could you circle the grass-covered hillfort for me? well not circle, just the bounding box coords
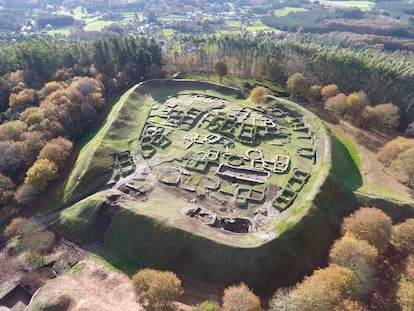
[49,79,358,290]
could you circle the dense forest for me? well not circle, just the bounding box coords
[167,34,414,127]
[0,35,162,209]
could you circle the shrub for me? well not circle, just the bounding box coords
[25,158,58,190]
[270,288,300,311]
[286,72,309,95]
[396,277,414,311]
[0,141,24,176]
[190,300,220,311]
[222,283,261,311]
[14,183,40,205]
[333,299,368,311]
[0,120,27,142]
[132,268,183,311]
[372,103,400,129]
[38,136,73,169]
[0,173,16,207]
[4,217,27,237]
[307,84,322,101]
[391,147,414,187]
[4,217,55,264]
[329,234,378,294]
[249,86,268,105]
[341,207,392,253]
[325,93,347,116]
[321,84,340,100]
[345,93,364,119]
[405,255,414,281]
[392,219,414,253]
[377,137,414,166]
[295,265,357,311]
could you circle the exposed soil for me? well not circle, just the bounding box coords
[26,260,144,311]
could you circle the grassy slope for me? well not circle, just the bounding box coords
[50,191,107,243]
[63,84,151,203]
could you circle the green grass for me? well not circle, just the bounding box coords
[162,28,176,36]
[181,73,287,95]
[84,20,115,32]
[48,28,71,36]
[68,261,86,275]
[49,192,106,243]
[63,85,151,203]
[274,7,308,16]
[327,1,374,11]
[329,129,363,191]
[246,23,274,32]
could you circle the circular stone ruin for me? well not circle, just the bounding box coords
[64,79,334,290]
[112,79,331,241]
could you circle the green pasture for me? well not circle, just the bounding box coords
[274,7,308,16]
[327,0,374,11]
[84,20,114,31]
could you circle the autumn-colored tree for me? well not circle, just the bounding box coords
[20,107,48,132]
[321,84,340,101]
[324,93,347,116]
[222,283,261,311]
[0,141,24,176]
[145,64,163,79]
[329,234,378,294]
[0,173,16,207]
[405,255,414,281]
[132,268,183,311]
[38,137,73,169]
[361,106,376,129]
[307,84,322,101]
[8,88,37,112]
[17,131,47,165]
[4,217,27,237]
[372,103,400,129]
[346,93,364,120]
[341,207,392,253]
[0,120,28,142]
[286,72,309,95]
[14,183,40,205]
[392,219,414,253]
[377,137,414,166]
[38,81,66,100]
[249,86,268,105]
[295,265,357,311]
[333,299,368,311]
[40,89,75,131]
[392,147,414,187]
[25,159,58,190]
[215,61,228,82]
[270,288,300,311]
[396,277,414,311]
